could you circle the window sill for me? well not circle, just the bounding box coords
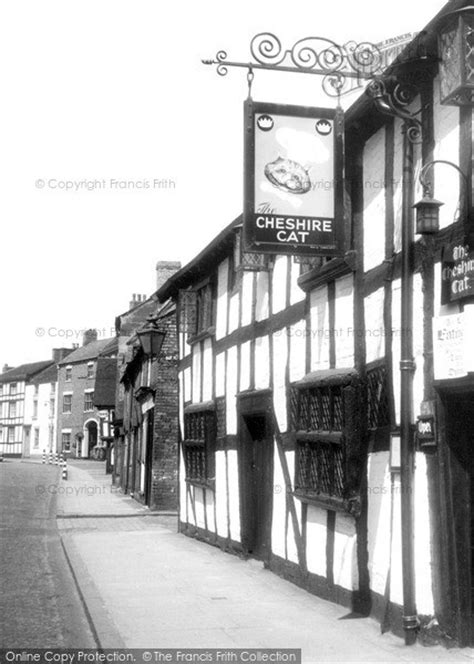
[187,327,215,345]
[293,490,346,513]
[185,478,215,491]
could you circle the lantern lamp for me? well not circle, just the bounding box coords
[137,315,166,358]
[413,195,444,234]
[438,7,474,106]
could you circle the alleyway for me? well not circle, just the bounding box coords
[51,459,474,662]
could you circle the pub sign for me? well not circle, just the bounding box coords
[441,241,474,304]
[244,100,345,256]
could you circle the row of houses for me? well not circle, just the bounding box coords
[3,0,474,647]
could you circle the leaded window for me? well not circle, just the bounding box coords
[291,374,360,508]
[183,408,216,485]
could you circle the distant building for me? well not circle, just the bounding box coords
[0,349,71,457]
[23,351,70,457]
[56,330,117,458]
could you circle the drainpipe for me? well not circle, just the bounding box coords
[400,121,418,645]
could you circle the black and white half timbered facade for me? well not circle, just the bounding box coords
[157,3,474,646]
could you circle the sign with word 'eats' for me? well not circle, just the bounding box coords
[244,100,344,256]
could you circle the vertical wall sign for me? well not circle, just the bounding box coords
[244,100,345,256]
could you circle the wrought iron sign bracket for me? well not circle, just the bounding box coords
[203,32,385,99]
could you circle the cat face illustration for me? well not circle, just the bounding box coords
[264,156,311,194]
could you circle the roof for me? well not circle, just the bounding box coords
[30,363,58,385]
[57,337,117,366]
[93,357,117,409]
[0,361,54,384]
[156,216,241,302]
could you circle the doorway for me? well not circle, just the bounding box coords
[144,409,154,507]
[85,421,98,457]
[238,411,274,561]
[438,390,474,645]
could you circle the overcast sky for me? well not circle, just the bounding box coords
[0,0,448,368]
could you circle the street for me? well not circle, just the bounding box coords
[0,460,96,648]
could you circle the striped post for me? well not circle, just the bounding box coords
[48,452,53,465]
[42,450,46,464]
[59,453,64,467]
[54,452,58,466]
[61,461,68,481]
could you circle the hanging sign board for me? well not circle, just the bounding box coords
[244,100,345,256]
[441,241,474,304]
[432,313,467,380]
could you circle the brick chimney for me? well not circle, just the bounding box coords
[52,348,74,363]
[156,261,181,291]
[128,293,148,310]
[2,364,14,373]
[82,329,98,346]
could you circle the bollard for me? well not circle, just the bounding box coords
[42,450,46,464]
[59,453,64,467]
[54,452,58,466]
[61,461,68,481]
[49,452,53,465]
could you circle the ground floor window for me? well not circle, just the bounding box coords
[33,428,40,449]
[183,407,216,486]
[62,432,71,452]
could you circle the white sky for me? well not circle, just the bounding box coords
[0,0,448,367]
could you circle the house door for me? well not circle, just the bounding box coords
[144,409,154,507]
[438,391,474,645]
[239,412,273,561]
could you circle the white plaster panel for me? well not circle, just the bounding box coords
[289,322,307,383]
[194,486,206,529]
[290,258,305,306]
[226,347,238,435]
[228,292,240,334]
[205,489,216,535]
[255,271,269,321]
[414,452,434,615]
[179,448,188,522]
[202,338,213,402]
[364,287,385,364]
[433,77,461,230]
[215,352,226,398]
[305,505,327,577]
[216,259,229,340]
[227,449,241,542]
[254,336,270,390]
[363,127,386,271]
[272,444,287,559]
[390,474,403,607]
[215,450,228,538]
[393,117,403,253]
[285,451,300,565]
[183,367,191,404]
[191,345,201,404]
[413,273,424,415]
[272,255,288,314]
[334,513,358,591]
[392,280,401,425]
[241,271,253,327]
[310,286,330,371]
[273,331,288,432]
[366,452,391,596]
[240,341,251,392]
[335,275,354,368]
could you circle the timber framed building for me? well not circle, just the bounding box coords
[157,1,474,646]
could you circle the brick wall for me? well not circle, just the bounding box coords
[150,309,179,510]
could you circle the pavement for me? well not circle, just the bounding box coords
[56,459,474,663]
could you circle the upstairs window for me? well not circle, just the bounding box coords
[84,391,94,412]
[8,401,17,419]
[62,394,72,414]
[87,363,94,379]
[7,427,15,443]
[179,280,215,342]
[65,367,72,382]
[10,384,17,395]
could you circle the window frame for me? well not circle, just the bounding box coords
[62,393,72,414]
[182,405,216,488]
[84,390,94,412]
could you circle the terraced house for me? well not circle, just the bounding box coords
[156,0,474,646]
[57,331,117,458]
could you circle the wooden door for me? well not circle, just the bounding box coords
[239,413,273,561]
